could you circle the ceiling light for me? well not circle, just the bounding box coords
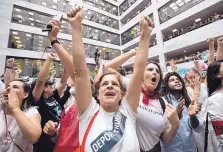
[95,29,98,33]
[42,2,47,5]
[29,12,34,15]
[16,40,21,43]
[53,0,57,3]
[102,16,105,19]
[17,15,22,18]
[175,0,182,4]
[36,20,40,22]
[169,3,176,8]
[12,31,18,35]
[62,20,66,23]
[112,7,116,10]
[31,23,34,26]
[184,0,192,3]
[69,45,72,47]
[61,25,64,28]
[17,44,22,47]
[184,50,187,52]
[26,34,31,37]
[172,6,178,11]
[14,36,20,39]
[177,2,184,7]
[38,43,43,46]
[29,18,34,21]
[88,11,91,15]
[85,16,88,19]
[84,8,88,11]
[15,8,21,12]
[18,20,22,23]
[195,18,201,22]
[172,29,178,32]
[39,41,43,43]
[52,5,57,9]
[106,39,111,42]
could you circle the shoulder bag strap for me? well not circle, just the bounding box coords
[159,97,166,113]
[204,112,209,152]
[81,111,99,151]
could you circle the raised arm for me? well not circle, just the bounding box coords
[4,58,18,85]
[216,37,223,61]
[67,7,92,115]
[56,68,69,96]
[32,53,56,102]
[169,59,177,72]
[104,48,137,70]
[48,20,76,83]
[94,57,104,84]
[125,16,152,112]
[206,38,215,65]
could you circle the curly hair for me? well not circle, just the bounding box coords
[162,72,191,107]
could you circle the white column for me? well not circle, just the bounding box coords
[151,0,167,71]
[0,0,14,49]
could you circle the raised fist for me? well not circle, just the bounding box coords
[48,52,57,61]
[67,6,84,29]
[48,20,61,42]
[217,37,223,44]
[206,38,214,45]
[139,15,153,37]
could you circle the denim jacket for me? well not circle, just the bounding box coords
[161,95,204,152]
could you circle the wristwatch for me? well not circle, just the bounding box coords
[51,39,60,47]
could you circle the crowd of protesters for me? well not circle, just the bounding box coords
[0,6,223,152]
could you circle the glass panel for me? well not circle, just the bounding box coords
[8,30,121,60]
[12,6,120,45]
[159,0,205,23]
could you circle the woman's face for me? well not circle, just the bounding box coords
[2,81,28,106]
[98,74,122,107]
[143,63,161,91]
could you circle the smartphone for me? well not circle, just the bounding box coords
[42,14,63,32]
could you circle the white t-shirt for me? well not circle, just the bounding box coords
[79,98,140,152]
[122,77,169,151]
[0,104,39,152]
[192,84,222,152]
[136,95,169,151]
[205,93,223,150]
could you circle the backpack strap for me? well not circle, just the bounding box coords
[159,97,166,113]
[204,112,209,152]
[81,111,99,151]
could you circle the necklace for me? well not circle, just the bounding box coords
[1,109,14,152]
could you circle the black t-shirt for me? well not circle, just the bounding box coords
[29,89,62,152]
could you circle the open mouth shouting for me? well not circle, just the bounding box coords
[151,77,157,85]
[104,91,116,97]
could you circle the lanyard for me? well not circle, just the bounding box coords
[3,108,14,144]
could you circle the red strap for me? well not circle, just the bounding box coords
[81,111,99,151]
